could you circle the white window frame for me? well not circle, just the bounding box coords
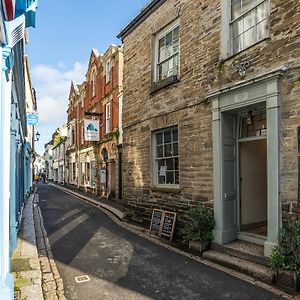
[230,0,269,54]
[118,95,123,144]
[92,71,96,97]
[153,19,180,83]
[105,102,111,134]
[105,59,112,84]
[152,126,179,186]
[81,122,84,145]
[72,162,76,182]
[221,0,269,58]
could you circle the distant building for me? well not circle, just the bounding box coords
[44,141,54,181]
[34,154,45,175]
[66,45,123,199]
[52,125,67,184]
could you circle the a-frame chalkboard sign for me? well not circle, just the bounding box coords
[149,209,164,234]
[160,211,176,241]
[149,209,177,241]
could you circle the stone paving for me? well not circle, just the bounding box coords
[12,191,67,300]
[12,193,43,300]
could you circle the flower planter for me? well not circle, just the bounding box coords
[275,270,300,292]
[188,240,211,254]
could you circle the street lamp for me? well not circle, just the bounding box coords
[35,131,40,141]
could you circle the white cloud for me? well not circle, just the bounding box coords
[31,62,86,154]
[32,62,86,126]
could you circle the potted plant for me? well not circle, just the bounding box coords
[185,203,215,254]
[270,219,300,292]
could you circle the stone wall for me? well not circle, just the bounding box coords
[121,0,300,237]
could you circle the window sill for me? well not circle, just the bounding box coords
[150,75,180,94]
[151,185,181,194]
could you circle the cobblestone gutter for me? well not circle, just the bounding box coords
[12,191,67,300]
[33,193,67,300]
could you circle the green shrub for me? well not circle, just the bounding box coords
[270,219,300,274]
[185,203,215,242]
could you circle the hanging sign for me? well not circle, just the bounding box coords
[27,112,39,126]
[84,119,99,141]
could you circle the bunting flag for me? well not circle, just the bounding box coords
[2,0,16,21]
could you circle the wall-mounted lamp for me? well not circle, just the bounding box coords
[35,131,40,141]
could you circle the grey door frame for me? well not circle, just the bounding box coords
[209,75,282,257]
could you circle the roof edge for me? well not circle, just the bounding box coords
[117,0,167,40]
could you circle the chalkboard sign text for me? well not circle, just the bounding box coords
[149,209,163,234]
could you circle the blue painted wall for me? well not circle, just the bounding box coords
[0,1,37,299]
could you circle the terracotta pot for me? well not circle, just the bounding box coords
[188,240,211,254]
[275,270,300,292]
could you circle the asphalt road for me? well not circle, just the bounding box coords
[38,183,285,300]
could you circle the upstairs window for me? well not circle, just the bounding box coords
[105,102,111,134]
[92,71,96,97]
[231,0,269,54]
[106,59,112,84]
[154,20,180,82]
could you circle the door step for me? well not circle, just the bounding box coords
[202,250,275,284]
[211,240,269,266]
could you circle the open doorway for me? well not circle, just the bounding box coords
[238,111,267,238]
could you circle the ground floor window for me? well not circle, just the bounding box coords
[154,126,179,185]
[72,162,76,181]
[86,162,90,185]
[80,163,85,185]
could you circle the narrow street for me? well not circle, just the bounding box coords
[38,183,284,300]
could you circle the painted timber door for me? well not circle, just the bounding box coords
[222,113,237,241]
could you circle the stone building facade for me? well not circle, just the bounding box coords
[66,45,124,199]
[118,0,300,256]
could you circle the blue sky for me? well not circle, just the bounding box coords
[27,0,149,154]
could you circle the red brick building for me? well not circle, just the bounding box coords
[66,45,123,199]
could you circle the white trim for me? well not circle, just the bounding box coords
[105,59,112,84]
[152,126,179,186]
[92,70,96,97]
[105,102,111,134]
[153,19,180,82]
[220,0,269,58]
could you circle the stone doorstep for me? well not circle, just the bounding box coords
[202,250,275,284]
[211,240,270,267]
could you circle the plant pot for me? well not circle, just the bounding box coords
[188,240,211,254]
[275,270,300,292]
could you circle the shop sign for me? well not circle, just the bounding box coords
[27,112,39,126]
[84,119,99,141]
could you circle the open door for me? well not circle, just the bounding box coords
[221,113,237,242]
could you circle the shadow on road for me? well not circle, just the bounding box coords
[33,183,284,300]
